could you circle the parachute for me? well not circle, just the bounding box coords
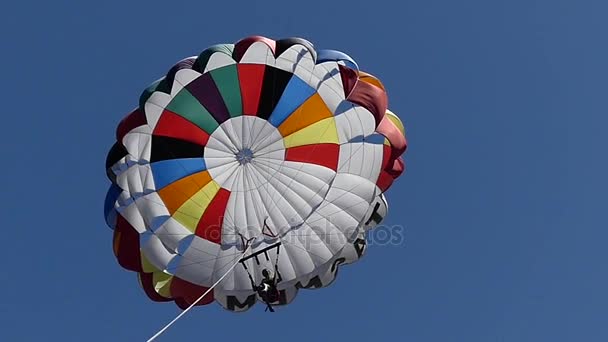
[104,36,407,312]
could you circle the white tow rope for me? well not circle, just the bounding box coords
[146,243,253,341]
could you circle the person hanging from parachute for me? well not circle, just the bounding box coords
[248,268,280,312]
[239,219,282,312]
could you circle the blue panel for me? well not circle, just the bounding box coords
[348,135,365,143]
[177,234,195,254]
[151,158,206,189]
[365,133,387,145]
[268,76,315,127]
[104,184,121,228]
[166,255,183,274]
[150,215,170,232]
[349,133,386,145]
[317,49,359,70]
[139,231,154,246]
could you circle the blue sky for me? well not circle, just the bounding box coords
[1,0,606,341]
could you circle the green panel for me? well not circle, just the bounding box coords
[166,88,218,134]
[139,78,164,109]
[210,64,242,117]
[195,44,235,72]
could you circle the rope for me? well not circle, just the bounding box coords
[146,242,254,342]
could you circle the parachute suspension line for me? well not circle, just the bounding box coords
[262,217,278,238]
[273,243,281,278]
[241,241,282,288]
[146,242,254,342]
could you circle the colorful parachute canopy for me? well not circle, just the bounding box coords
[104,36,407,311]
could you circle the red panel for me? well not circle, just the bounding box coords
[116,108,146,142]
[339,64,358,98]
[387,157,405,178]
[170,277,214,309]
[153,109,209,146]
[376,171,394,192]
[380,145,392,171]
[377,115,407,160]
[238,64,266,115]
[285,143,339,171]
[113,215,142,272]
[347,77,388,126]
[139,272,172,302]
[377,149,404,191]
[233,36,276,62]
[195,188,231,244]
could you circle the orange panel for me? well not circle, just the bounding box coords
[278,93,332,137]
[358,71,386,91]
[158,171,212,214]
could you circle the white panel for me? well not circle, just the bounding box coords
[141,165,156,192]
[172,69,201,96]
[240,41,273,65]
[279,161,336,190]
[219,118,243,151]
[334,104,377,143]
[204,52,236,73]
[205,124,237,154]
[281,238,316,277]
[122,131,151,162]
[254,135,284,157]
[275,45,315,76]
[316,82,344,114]
[144,92,171,129]
[209,247,247,288]
[141,233,174,270]
[247,165,291,233]
[338,142,383,181]
[284,225,334,268]
[117,201,147,233]
[331,173,377,202]
[153,218,192,252]
[135,192,171,229]
[116,165,141,197]
[250,121,284,152]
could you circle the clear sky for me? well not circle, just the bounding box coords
[1,0,606,341]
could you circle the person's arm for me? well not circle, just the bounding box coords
[273,244,281,284]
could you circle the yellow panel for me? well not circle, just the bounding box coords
[140,252,158,273]
[158,171,212,215]
[278,93,333,137]
[283,117,338,148]
[112,230,121,256]
[137,273,144,288]
[137,270,173,299]
[153,272,173,298]
[385,109,406,135]
[173,180,221,232]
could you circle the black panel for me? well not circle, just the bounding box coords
[257,66,292,120]
[106,142,128,170]
[150,136,204,163]
[275,37,317,62]
[105,142,128,181]
[164,58,196,92]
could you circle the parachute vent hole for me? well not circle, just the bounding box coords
[235,148,254,165]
